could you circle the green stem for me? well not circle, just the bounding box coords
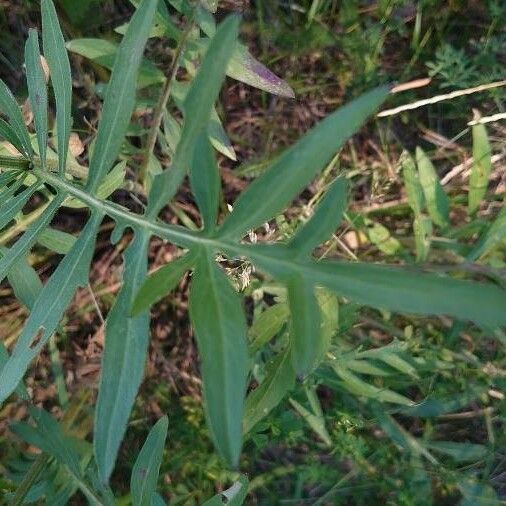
[11,455,48,506]
[139,17,195,183]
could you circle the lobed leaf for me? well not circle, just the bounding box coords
[219,86,389,239]
[189,248,249,468]
[42,0,73,176]
[131,416,168,506]
[25,29,48,169]
[85,0,158,193]
[95,230,151,483]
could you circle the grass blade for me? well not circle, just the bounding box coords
[289,177,348,258]
[86,0,158,193]
[131,250,196,316]
[189,248,249,468]
[147,15,240,216]
[190,132,221,232]
[0,212,102,404]
[95,231,150,483]
[130,416,168,506]
[42,0,73,176]
[416,147,449,228]
[25,29,48,169]
[468,123,492,215]
[0,79,33,159]
[219,86,389,239]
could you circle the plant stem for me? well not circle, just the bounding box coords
[139,17,195,183]
[11,455,49,506]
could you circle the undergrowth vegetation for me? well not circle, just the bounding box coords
[0,0,505,504]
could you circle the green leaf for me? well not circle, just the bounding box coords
[2,248,42,309]
[131,416,168,506]
[85,0,158,193]
[315,287,338,363]
[37,227,77,254]
[147,15,240,216]
[0,118,28,156]
[425,441,488,462]
[413,215,432,262]
[365,219,401,256]
[245,246,506,328]
[219,86,389,239]
[131,250,196,316]
[202,475,249,506]
[243,350,295,434]
[11,407,103,504]
[0,211,102,404]
[248,303,289,353]
[66,38,165,89]
[333,363,414,406]
[189,248,249,468]
[65,160,126,209]
[208,109,237,161]
[95,230,150,483]
[0,79,33,159]
[373,407,437,463]
[468,124,492,215]
[401,151,424,216]
[415,147,449,228]
[467,205,506,261]
[289,397,332,446]
[0,193,66,283]
[25,29,48,169]
[0,342,28,399]
[0,182,40,231]
[287,275,321,376]
[289,177,348,258]
[42,0,73,176]
[190,132,221,232]
[227,45,294,98]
